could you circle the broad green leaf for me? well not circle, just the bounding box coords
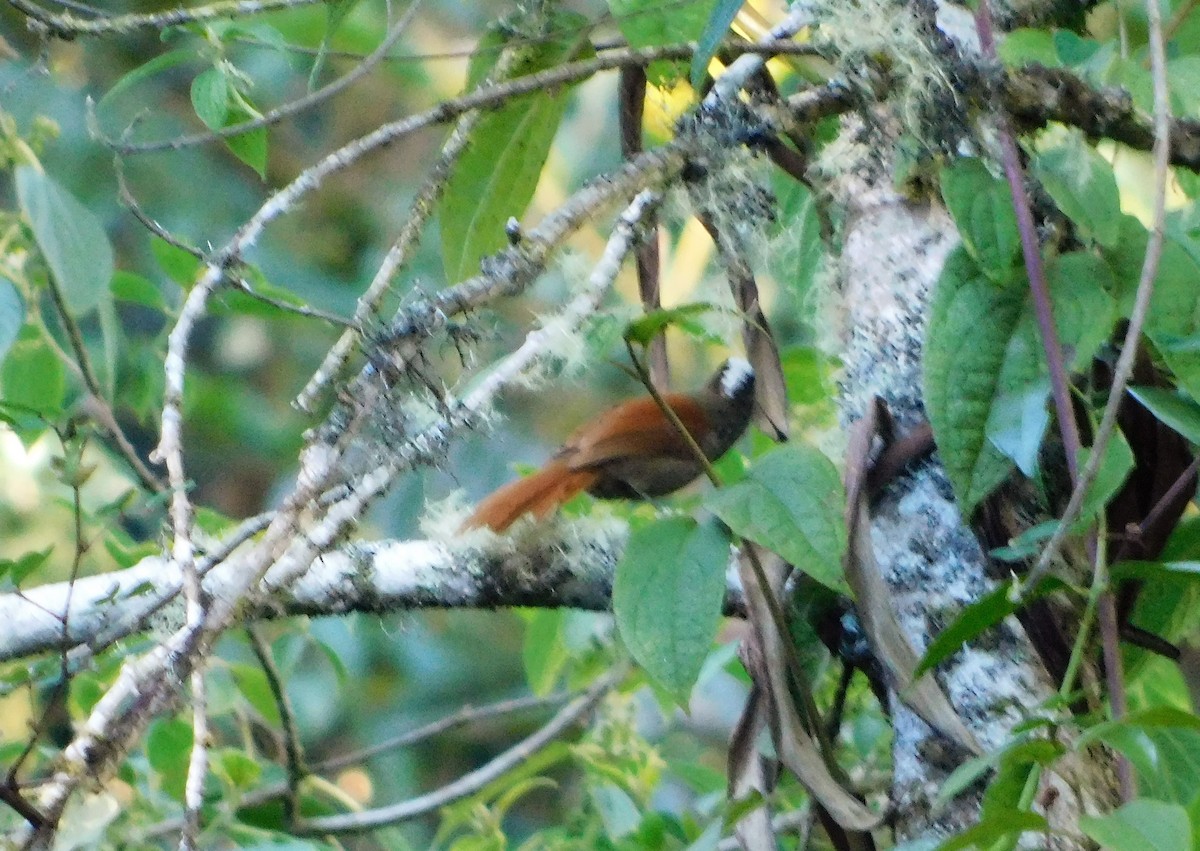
[770,178,823,304]
[0,546,53,590]
[1081,708,1200,804]
[985,378,1049,477]
[997,28,1059,68]
[213,748,262,790]
[915,578,1067,679]
[925,248,1022,514]
[1080,800,1192,851]
[1054,30,1103,66]
[522,608,568,696]
[230,662,283,726]
[1148,269,1200,402]
[706,443,847,593]
[111,271,166,310]
[15,166,114,315]
[191,67,229,129]
[926,247,1115,514]
[940,158,1021,283]
[0,326,66,414]
[1103,224,1200,398]
[937,811,1048,851]
[1113,560,1200,645]
[146,718,193,802]
[608,0,710,84]
[624,303,720,345]
[1169,57,1200,118]
[223,107,268,178]
[779,345,835,407]
[96,48,194,112]
[1043,251,1116,372]
[1033,137,1121,247]
[441,20,591,285]
[613,516,731,704]
[938,738,1063,811]
[152,236,201,286]
[0,279,24,367]
[691,0,744,88]
[1076,428,1134,524]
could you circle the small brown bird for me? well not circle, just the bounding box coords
[462,358,756,531]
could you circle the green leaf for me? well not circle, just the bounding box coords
[613,516,731,704]
[213,747,262,791]
[1054,30,1103,66]
[111,271,166,310]
[1143,239,1200,401]
[925,247,1115,515]
[230,662,283,726]
[1076,429,1134,523]
[1129,387,1200,445]
[441,23,590,285]
[0,546,53,590]
[984,377,1049,477]
[1169,57,1200,118]
[1080,800,1193,851]
[1081,708,1200,804]
[96,48,195,112]
[997,28,1060,68]
[691,0,743,88]
[191,67,230,130]
[224,108,268,178]
[522,608,568,696]
[1044,251,1117,372]
[924,248,1022,514]
[937,738,1063,811]
[769,178,824,304]
[15,166,114,315]
[937,811,1048,851]
[624,303,720,345]
[0,278,24,368]
[705,443,848,593]
[0,326,67,414]
[915,578,1067,679]
[608,0,710,84]
[1033,137,1122,248]
[152,236,201,286]
[308,0,361,89]
[940,158,1021,283]
[146,718,194,802]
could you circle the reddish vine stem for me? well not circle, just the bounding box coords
[974,4,1082,480]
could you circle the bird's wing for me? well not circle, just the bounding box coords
[559,394,709,470]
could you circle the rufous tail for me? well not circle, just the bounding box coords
[462,460,599,532]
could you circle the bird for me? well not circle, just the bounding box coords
[462,358,756,532]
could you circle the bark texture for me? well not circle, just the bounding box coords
[821,114,1117,844]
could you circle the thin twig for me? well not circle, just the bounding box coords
[1021,0,1171,599]
[294,45,523,411]
[107,42,814,156]
[229,275,352,327]
[294,663,627,834]
[41,256,165,492]
[9,0,321,37]
[247,626,305,826]
[314,693,569,773]
[94,0,423,155]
